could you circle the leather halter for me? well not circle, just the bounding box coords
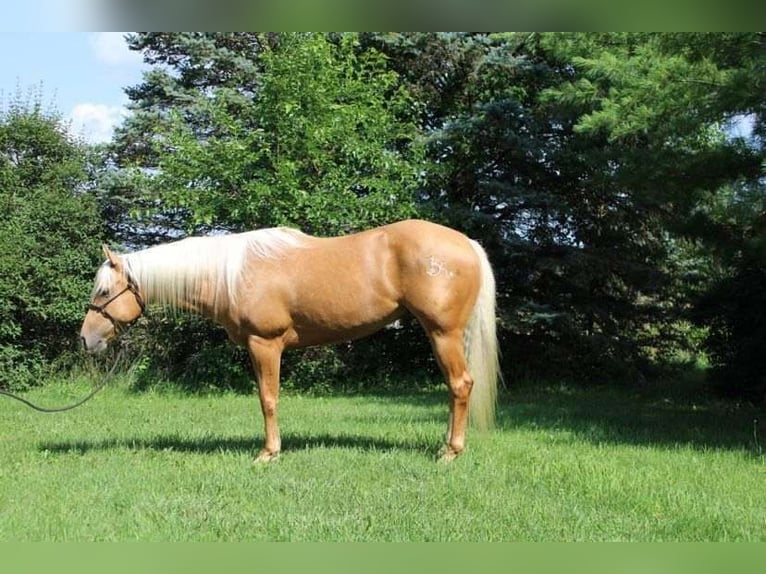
[87,278,145,330]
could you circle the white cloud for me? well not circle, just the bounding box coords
[68,33,143,144]
[89,32,142,67]
[67,103,128,144]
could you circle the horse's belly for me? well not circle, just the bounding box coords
[287,302,405,348]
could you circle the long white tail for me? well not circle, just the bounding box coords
[466,240,500,431]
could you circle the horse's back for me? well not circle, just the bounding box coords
[235,220,481,345]
[261,223,406,345]
[379,219,470,243]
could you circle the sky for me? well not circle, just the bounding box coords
[0,31,146,144]
[1,6,758,146]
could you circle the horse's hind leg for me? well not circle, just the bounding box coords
[247,336,283,463]
[428,329,474,461]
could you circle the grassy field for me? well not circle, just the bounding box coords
[0,374,764,541]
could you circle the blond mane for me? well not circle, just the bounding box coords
[93,227,307,311]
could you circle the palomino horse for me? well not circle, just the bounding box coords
[80,219,499,462]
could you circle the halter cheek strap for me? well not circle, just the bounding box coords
[87,280,145,328]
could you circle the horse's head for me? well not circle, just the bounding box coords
[80,245,145,353]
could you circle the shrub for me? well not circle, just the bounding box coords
[0,100,104,390]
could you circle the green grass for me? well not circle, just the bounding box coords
[0,375,764,541]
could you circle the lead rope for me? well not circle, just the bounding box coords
[0,328,132,413]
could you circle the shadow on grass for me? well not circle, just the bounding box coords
[496,382,765,456]
[36,382,766,458]
[37,432,438,458]
[327,383,764,455]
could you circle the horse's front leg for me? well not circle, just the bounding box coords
[247,336,284,463]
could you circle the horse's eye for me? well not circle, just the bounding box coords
[99,288,110,297]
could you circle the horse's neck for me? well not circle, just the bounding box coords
[129,255,228,319]
[147,279,224,317]
[129,228,301,319]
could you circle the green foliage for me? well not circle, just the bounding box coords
[368,33,763,386]
[124,314,252,393]
[0,98,104,389]
[692,182,766,400]
[100,33,428,390]
[88,33,766,399]
[5,33,766,402]
[117,33,423,236]
[122,311,438,396]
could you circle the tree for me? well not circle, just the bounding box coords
[369,33,763,384]
[155,32,423,235]
[531,33,763,382]
[693,182,766,401]
[0,97,104,389]
[113,32,422,237]
[102,32,426,387]
[101,32,766,396]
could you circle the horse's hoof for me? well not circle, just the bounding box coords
[253,449,280,463]
[437,445,461,463]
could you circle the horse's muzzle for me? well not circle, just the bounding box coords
[81,335,108,354]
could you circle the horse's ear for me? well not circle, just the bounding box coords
[102,245,122,270]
